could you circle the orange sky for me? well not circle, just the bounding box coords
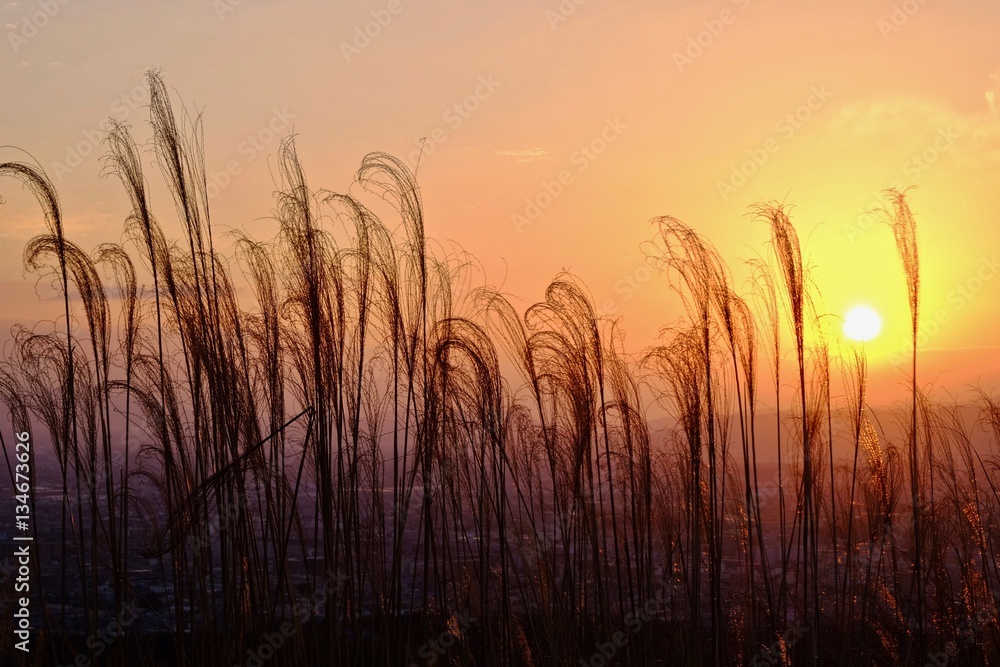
[2,0,999,404]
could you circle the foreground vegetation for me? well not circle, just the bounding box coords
[2,72,1000,666]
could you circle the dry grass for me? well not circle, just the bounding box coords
[2,73,999,666]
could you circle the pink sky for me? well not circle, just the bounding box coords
[2,0,1000,404]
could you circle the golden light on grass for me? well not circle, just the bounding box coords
[843,304,882,342]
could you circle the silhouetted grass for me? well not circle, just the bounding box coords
[2,73,999,666]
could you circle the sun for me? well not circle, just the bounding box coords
[843,305,882,342]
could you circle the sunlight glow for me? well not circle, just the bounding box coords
[843,305,882,342]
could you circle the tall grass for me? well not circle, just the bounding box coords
[885,187,926,661]
[2,74,1000,666]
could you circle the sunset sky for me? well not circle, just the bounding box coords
[2,0,999,403]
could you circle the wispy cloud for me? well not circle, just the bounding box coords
[833,96,958,136]
[834,91,1000,163]
[496,148,548,162]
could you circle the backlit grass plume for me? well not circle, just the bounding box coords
[2,73,1000,667]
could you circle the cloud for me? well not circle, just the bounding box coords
[496,148,548,162]
[832,95,959,136]
[833,92,1000,162]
